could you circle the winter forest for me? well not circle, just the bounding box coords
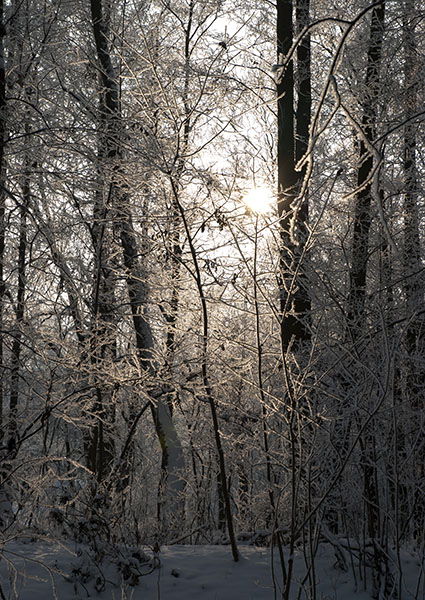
[0,0,424,598]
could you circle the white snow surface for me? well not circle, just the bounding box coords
[0,536,423,599]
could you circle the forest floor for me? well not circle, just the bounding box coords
[0,535,423,599]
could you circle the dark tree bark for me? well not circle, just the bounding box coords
[346,3,385,337]
[344,5,386,593]
[401,0,424,541]
[278,0,311,353]
[0,7,9,528]
[0,3,6,446]
[295,1,311,168]
[8,158,28,452]
[84,48,120,482]
[276,2,311,596]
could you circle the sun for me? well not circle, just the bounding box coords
[243,186,274,214]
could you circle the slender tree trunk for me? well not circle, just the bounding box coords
[169,177,239,561]
[0,5,6,446]
[353,5,385,554]
[0,9,8,528]
[343,5,385,595]
[276,3,311,596]
[84,109,119,482]
[346,4,385,336]
[9,120,31,454]
[253,217,274,526]
[402,0,424,542]
[278,0,311,352]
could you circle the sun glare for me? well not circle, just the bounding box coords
[243,187,274,214]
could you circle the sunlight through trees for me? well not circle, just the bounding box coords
[0,1,423,598]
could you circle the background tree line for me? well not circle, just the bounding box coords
[0,0,423,598]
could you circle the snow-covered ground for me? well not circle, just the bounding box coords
[0,536,423,599]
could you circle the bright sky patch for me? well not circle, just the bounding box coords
[243,187,274,214]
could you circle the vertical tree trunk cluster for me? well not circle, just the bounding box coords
[89,0,185,516]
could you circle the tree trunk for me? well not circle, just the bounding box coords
[402,0,424,542]
[278,0,311,353]
[276,3,311,595]
[346,3,385,336]
[84,114,119,482]
[0,8,8,528]
[90,0,185,518]
[344,5,385,594]
[0,4,6,448]
[8,158,28,453]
